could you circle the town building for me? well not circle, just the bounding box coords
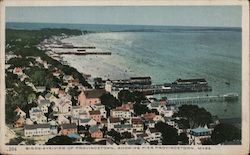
[190,127,212,145]
[89,110,101,123]
[111,109,131,119]
[78,89,106,107]
[24,124,51,137]
[113,124,133,133]
[59,123,77,135]
[89,125,103,139]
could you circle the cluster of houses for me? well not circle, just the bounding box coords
[13,83,215,145]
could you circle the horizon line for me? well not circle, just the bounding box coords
[6,21,242,29]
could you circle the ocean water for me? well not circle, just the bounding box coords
[6,22,242,119]
[62,29,242,119]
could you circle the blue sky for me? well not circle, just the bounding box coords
[6,6,241,27]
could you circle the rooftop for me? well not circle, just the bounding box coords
[67,133,81,139]
[109,117,121,123]
[83,89,106,99]
[60,123,77,129]
[114,124,132,129]
[24,124,50,130]
[80,118,92,123]
[89,110,101,115]
[89,125,100,133]
[191,127,210,133]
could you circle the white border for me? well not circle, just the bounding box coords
[0,0,249,155]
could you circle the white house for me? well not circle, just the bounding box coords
[29,107,46,123]
[57,115,70,125]
[38,100,50,114]
[57,99,72,114]
[113,124,133,133]
[36,86,46,93]
[159,106,174,118]
[111,109,131,119]
[71,106,85,119]
[24,124,51,137]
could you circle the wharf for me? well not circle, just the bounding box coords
[167,93,239,105]
[51,46,96,49]
[54,51,111,55]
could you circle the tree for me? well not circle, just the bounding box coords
[178,132,189,145]
[133,102,150,116]
[27,93,36,104]
[118,90,146,104]
[68,87,80,98]
[155,122,178,145]
[118,90,135,103]
[211,123,241,144]
[107,129,122,143]
[100,93,121,109]
[121,131,133,139]
[174,105,212,128]
[46,136,74,145]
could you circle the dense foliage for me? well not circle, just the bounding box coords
[46,135,74,145]
[211,123,241,144]
[155,122,178,145]
[174,105,212,128]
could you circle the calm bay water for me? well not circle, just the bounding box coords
[7,22,242,119]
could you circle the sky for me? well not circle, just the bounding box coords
[6,6,242,27]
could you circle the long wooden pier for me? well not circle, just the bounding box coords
[54,51,111,55]
[167,93,239,105]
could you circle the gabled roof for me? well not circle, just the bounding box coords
[39,100,50,105]
[89,110,101,115]
[83,89,106,99]
[67,133,81,139]
[24,124,50,130]
[60,123,77,129]
[45,93,52,98]
[114,124,132,129]
[109,117,121,123]
[80,118,92,123]
[89,125,100,133]
[191,127,210,133]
